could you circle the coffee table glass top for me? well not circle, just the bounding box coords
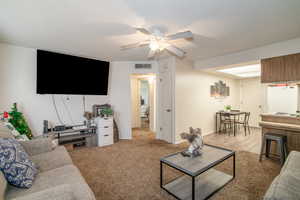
[161,144,234,176]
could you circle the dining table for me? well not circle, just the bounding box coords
[216,111,246,136]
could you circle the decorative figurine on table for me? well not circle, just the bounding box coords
[180,127,204,157]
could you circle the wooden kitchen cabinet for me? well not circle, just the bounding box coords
[261,53,300,83]
[284,130,300,152]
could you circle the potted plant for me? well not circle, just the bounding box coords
[225,105,232,112]
[8,103,33,139]
[100,107,113,118]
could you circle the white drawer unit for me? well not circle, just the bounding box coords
[95,117,114,147]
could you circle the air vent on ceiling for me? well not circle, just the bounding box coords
[135,64,152,69]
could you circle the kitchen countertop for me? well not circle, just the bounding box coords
[261,113,300,126]
[261,113,299,118]
[259,121,300,132]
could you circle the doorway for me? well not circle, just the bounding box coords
[131,74,157,138]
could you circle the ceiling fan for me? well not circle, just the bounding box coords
[121,27,193,58]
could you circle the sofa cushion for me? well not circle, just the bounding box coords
[10,184,74,200]
[264,171,300,200]
[0,138,38,188]
[281,151,300,174]
[0,130,14,139]
[264,151,300,200]
[0,122,10,132]
[6,165,95,200]
[30,146,73,172]
[0,171,7,200]
[0,122,14,139]
[19,138,53,156]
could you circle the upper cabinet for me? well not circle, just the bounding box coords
[261,53,300,83]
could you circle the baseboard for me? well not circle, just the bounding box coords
[175,139,185,144]
[119,136,132,140]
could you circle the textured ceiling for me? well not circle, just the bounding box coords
[1,0,300,61]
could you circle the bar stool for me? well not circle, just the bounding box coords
[259,133,288,166]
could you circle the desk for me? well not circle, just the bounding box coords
[216,111,246,136]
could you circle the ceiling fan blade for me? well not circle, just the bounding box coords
[121,42,140,50]
[135,27,151,35]
[166,31,193,40]
[121,40,150,50]
[148,50,156,58]
[165,45,186,57]
[139,40,150,46]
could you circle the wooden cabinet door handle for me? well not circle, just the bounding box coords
[104,126,109,128]
[104,134,109,137]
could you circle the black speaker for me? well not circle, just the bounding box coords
[43,120,48,134]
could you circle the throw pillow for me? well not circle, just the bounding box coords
[0,138,38,188]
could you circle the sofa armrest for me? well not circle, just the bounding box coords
[11,184,75,200]
[19,138,53,156]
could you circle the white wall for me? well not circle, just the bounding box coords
[175,59,240,142]
[0,43,110,135]
[0,43,158,139]
[239,77,264,127]
[194,37,300,69]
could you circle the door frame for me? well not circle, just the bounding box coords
[128,58,176,144]
[130,73,159,135]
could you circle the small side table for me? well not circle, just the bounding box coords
[160,144,235,200]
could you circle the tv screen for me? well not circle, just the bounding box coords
[37,50,110,95]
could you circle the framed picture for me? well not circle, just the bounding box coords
[210,81,230,98]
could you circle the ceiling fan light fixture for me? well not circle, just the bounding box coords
[121,27,192,58]
[149,40,159,51]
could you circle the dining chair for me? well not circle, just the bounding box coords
[219,112,233,135]
[230,110,241,131]
[236,112,251,136]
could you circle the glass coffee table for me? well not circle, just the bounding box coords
[160,144,235,200]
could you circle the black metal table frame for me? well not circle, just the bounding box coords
[160,144,235,200]
[215,112,246,136]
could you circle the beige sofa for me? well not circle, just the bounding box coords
[264,151,300,200]
[0,128,96,200]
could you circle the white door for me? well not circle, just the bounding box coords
[158,58,175,143]
[240,78,263,127]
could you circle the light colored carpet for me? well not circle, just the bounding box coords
[69,129,280,200]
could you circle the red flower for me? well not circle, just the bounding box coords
[3,112,9,118]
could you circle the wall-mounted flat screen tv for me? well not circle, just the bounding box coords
[37,50,110,95]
